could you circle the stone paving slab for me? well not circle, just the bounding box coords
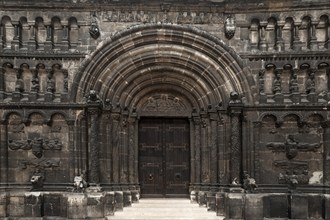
[108,198,224,220]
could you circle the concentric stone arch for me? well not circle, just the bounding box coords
[72,24,255,112]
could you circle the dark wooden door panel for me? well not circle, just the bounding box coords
[139,118,190,197]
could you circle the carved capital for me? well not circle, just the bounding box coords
[253,121,262,128]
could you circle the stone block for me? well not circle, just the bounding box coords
[0,192,7,217]
[7,194,25,217]
[24,192,42,217]
[131,190,140,202]
[67,193,87,219]
[308,194,323,219]
[325,194,330,220]
[87,193,104,218]
[216,192,225,216]
[190,190,197,203]
[206,191,216,211]
[290,194,308,219]
[104,192,115,216]
[123,191,132,207]
[225,192,244,220]
[244,194,263,220]
[263,194,288,218]
[198,191,206,207]
[115,191,123,211]
[43,193,67,217]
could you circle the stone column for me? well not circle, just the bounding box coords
[88,106,101,187]
[0,119,8,184]
[27,22,36,51]
[293,21,302,51]
[189,118,196,185]
[128,117,136,184]
[67,120,75,182]
[11,22,19,51]
[0,24,4,51]
[61,69,69,102]
[276,21,285,52]
[0,66,5,101]
[61,23,69,51]
[228,101,243,183]
[310,20,319,50]
[111,113,120,184]
[44,24,52,50]
[193,116,201,184]
[323,121,330,185]
[210,112,218,184]
[259,22,268,51]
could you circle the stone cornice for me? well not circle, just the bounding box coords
[0,51,86,60]
[240,51,330,62]
[0,0,329,13]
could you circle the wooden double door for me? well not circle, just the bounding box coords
[138,118,190,197]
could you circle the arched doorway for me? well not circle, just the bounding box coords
[71,24,255,195]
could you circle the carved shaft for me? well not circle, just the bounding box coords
[324,124,330,185]
[0,123,8,183]
[194,118,201,183]
[230,112,242,182]
[0,67,4,92]
[210,118,218,183]
[189,119,196,184]
[89,109,100,184]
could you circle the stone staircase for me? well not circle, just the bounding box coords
[108,198,224,220]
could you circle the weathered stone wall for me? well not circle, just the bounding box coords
[0,0,330,219]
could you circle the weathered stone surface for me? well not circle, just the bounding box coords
[67,194,87,219]
[0,0,329,219]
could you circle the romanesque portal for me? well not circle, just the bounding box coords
[0,0,330,219]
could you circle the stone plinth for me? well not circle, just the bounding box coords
[244,194,263,220]
[224,188,245,220]
[87,193,104,218]
[24,192,43,217]
[115,191,124,211]
[67,194,87,219]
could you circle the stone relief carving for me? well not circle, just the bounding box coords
[143,94,186,113]
[8,138,63,158]
[289,69,299,94]
[89,14,100,39]
[306,68,316,94]
[225,15,236,39]
[104,10,224,24]
[20,158,60,170]
[272,70,282,95]
[267,134,320,185]
[266,134,320,159]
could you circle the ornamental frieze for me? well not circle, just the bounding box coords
[103,11,224,24]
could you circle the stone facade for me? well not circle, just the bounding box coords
[0,0,330,219]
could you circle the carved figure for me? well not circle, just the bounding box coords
[15,70,24,93]
[89,14,100,39]
[30,169,44,191]
[242,172,257,193]
[306,69,316,94]
[31,138,43,158]
[87,90,102,104]
[272,70,281,95]
[73,171,88,192]
[225,15,236,39]
[31,71,40,92]
[258,70,265,95]
[289,69,299,94]
[46,71,55,93]
[229,91,242,104]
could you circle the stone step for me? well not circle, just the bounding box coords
[108,198,223,220]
